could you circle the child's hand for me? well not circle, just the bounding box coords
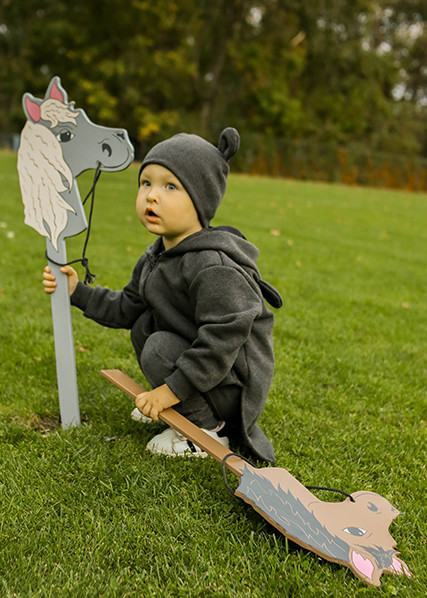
[135,384,180,421]
[43,265,79,296]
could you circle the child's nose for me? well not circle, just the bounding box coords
[146,186,158,201]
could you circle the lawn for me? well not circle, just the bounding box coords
[0,149,425,597]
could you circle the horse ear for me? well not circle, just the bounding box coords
[23,95,41,123]
[218,127,240,162]
[46,77,68,104]
[351,550,375,582]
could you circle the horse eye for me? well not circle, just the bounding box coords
[57,130,74,143]
[343,527,367,537]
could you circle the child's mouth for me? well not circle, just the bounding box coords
[145,208,160,221]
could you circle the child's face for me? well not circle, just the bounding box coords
[137,164,202,250]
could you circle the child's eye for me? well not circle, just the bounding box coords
[166,183,176,191]
[141,180,151,187]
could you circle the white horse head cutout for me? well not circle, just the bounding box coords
[17,77,134,254]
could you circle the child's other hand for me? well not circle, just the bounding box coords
[135,384,180,421]
[43,265,79,296]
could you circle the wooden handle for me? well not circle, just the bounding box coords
[100,369,246,476]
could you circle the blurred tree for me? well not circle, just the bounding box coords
[0,0,196,143]
[227,1,307,138]
[387,0,427,153]
[0,0,425,157]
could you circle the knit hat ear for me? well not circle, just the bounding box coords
[140,127,240,227]
[218,127,240,162]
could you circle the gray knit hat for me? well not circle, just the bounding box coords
[139,127,240,227]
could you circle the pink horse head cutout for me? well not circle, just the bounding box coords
[236,465,411,587]
[17,77,134,254]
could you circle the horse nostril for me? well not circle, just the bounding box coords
[102,143,112,157]
[117,132,125,140]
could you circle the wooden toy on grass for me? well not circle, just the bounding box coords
[101,368,411,588]
[17,77,134,428]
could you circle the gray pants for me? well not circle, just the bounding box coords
[132,328,241,431]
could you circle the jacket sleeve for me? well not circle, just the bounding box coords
[165,264,263,400]
[70,255,147,329]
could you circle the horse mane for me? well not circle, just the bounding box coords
[17,99,79,251]
[236,466,351,563]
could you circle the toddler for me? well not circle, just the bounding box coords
[43,128,282,462]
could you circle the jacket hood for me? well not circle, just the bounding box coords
[147,226,283,308]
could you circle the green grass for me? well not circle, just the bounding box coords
[0,150,426,596]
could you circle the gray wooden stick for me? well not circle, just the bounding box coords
[47,237,80,428]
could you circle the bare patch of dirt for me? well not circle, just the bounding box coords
[13,414,61,436]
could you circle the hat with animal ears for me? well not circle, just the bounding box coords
[139,127,240,227]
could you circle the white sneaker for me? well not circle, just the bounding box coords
[131,407,154,424]
[146,426,229,457]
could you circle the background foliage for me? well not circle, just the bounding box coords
[1,0,426,168]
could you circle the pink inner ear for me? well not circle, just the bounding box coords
[25,97,41,122]
[352,551,374,580]
[50,82,64,102]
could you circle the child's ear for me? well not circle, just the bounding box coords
[218,127,240,162]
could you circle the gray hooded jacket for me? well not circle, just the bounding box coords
[71,227,282,462]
